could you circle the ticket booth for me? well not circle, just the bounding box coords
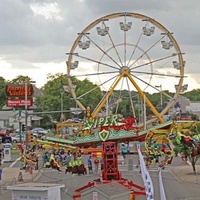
[3,143,12,162]
[7,183,65,200]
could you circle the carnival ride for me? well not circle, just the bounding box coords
[36,12,194,199]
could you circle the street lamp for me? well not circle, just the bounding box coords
[60,92,64,121]
[25,79,36,150]
[155,84,163,109]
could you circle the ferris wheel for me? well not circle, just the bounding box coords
[66,12,185,127]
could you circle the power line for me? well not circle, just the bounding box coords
[29,109,83,115]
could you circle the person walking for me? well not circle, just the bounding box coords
[87,156,93,174]
[100,158,103,171]
[121,143,127,158]
[126,143,130,157]
[94,157,99,174]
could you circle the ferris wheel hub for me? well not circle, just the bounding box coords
[120,66,130,74]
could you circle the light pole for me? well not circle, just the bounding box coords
[143,93,146,130]
[25,79,35,149]
[18,108,22,143]
[60,92,64,121]
[25,80,28,149]
[155,84,163,109]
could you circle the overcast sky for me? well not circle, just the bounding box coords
[0,0,200,93]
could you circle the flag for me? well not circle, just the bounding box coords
[137,144,154,200]
[158,168,167,200]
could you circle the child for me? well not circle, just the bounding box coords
[18,172,24,182]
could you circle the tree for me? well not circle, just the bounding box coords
[35,73,103,125]
[9,75,33,84]
[170,121,200,174]
[0,76,7,109]
[74,78,103,112]
[184,89,200,101]
[36,73,72,124]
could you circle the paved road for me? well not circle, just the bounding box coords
[1,153,200,200]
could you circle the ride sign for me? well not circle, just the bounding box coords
[83,114,120,130]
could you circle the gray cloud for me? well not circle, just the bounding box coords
[0,0,199,90]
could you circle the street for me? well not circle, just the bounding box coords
[1,153,200,200]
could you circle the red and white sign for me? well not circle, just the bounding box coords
[6,99,33,107]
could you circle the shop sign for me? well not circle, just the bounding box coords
[6,99,33,107]
[5,84,34,98]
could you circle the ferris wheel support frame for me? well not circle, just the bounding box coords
[91,68,165,124]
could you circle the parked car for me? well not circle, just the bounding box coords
[11,134,26,143]
[32,132,39,138]
[15,128,19,133]
[31,127,49,135]
[31,132,46,141]
[0,128,10,137]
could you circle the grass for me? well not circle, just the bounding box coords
[11,143,20,155]
[11,149,20,155]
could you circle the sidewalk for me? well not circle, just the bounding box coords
[169,155,200,184]
[170,164,200,184]
[1,167,40,186]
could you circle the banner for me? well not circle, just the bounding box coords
[158,168,167,200]
[137,144,154,200]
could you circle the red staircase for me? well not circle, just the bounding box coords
[102,142,121,180]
